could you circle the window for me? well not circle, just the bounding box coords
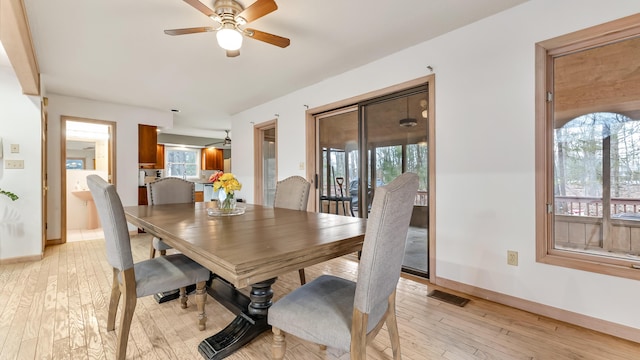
[66,158,85,170]
[164,146,200,178]
[536,14,640,279]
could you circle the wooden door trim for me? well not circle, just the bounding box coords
[60,115,117,244]
[41,97,48,251]
[253,119,277,205]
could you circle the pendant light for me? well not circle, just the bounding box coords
[399,96,417,127]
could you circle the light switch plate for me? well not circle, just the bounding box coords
[5,160,24,169]
[10,144,19,153]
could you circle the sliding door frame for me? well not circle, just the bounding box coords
[305,75,437,281]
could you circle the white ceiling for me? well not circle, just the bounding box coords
[22,0,527,139]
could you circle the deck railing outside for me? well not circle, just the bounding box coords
[555,196,640,217]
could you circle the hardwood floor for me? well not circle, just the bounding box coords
[0,234,638,359]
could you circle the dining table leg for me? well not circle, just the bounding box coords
[198,276,276,359]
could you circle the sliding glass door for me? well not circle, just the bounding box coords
[316,85,430,277]
[317,108,359,216]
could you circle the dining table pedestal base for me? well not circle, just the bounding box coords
[198,276,276,359]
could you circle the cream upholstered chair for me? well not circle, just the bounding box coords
[86,175,209,360]
[273,176,311,284]
[268,173,419,360]
[146,177,195,258]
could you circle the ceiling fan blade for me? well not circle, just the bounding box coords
[245,28,290,48]
[183,0,216,17]
[237,0,277,23]
[226,50,240,57]
[164,26,214,36]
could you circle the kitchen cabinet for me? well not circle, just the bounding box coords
[201,147,223,170]
[138,124,157,165]
[137,186,148,233]
[195,191,204,202]
[140,144,164,170]
[155,144,165,169]
[138,186,148,205]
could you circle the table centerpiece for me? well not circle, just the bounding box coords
[210,172,242,212]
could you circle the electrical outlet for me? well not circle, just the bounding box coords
[5,160,24,169]
[10,144,19,153]
[507,250,518,266]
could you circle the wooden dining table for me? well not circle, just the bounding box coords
[123,201,367,359]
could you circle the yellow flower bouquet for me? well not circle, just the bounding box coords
[211,172,242,210]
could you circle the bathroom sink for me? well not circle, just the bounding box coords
[72,190,93,202]
[71,190,100,229]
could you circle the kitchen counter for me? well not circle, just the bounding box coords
[140,178,217,201]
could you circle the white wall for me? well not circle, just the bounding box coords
[0,60,42,259]
[229,0,640,330]
[46,94,173,239]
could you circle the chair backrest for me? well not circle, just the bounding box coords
[86,175,134,272]
[147,177,195,205]
[353,172,418,328]
[273,176,311,211]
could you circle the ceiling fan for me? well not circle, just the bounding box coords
[164,0,290,57]
[206,130,232,147]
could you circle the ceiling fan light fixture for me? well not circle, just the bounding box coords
[216,26,243,51]
[235,16,247,26]
[399,118,418,127]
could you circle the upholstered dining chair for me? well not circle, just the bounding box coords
[273,175,311,284]
[268,172,419,360]
[146,177,195,258]
[86,175,209,360]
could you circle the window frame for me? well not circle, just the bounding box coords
[164,146,201,179]
[536,13,640,280]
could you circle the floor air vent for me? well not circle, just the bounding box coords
[427,289,470,307]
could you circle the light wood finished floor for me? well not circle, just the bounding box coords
[0,234,638,360]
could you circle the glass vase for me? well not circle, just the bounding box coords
[218,190,236,211]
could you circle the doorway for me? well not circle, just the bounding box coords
[61,117,115,243]
[254,119,277,206]
[312,78,434,279]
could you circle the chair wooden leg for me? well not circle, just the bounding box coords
[386,292,401,360]
[195,281,207,331]
[272,327,286,360]
[298,269,306,285]
[149,243,156,259]
[350,309,368,360]
[116,269,137,360]
[107,268,121,331]
[179,287,188,309]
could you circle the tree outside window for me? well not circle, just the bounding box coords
[536,14,640,279]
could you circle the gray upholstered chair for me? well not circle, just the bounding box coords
[268,172,419,360]
[146,177,195,258]
[273,175,311,284]
[86,175,209,360]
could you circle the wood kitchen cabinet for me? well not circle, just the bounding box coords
[155,144,165,169]
[195,191,204,202]
[140,144,164,169]
[138,186,148,205]
[201,147,223,170]
[138,124,157,165]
